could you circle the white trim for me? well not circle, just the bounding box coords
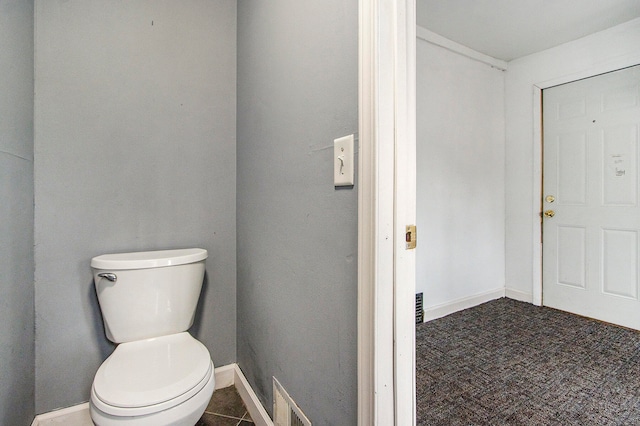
[532,54,640,310]
[423,288,505,322]
[358,0,416,424]
[233,364,273,426]
[393,2,417,426]
[534,53,640,90]
[358,0,396,423]
[358,0,416,426]
[505,288,534,304]
[31,364,272,426]
[416,25,508,71]
[213,363,236,390]
[31,402,90,426]
[357,0,378,424]
[532,86,543,307]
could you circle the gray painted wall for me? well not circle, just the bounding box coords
[0,0,35,424]
[236,2,359,424]
[34,0,236,413]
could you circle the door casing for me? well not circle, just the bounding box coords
[358,0,416,424]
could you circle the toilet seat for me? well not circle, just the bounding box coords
[91,332,212,417]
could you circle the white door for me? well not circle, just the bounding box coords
[543,65,640,329]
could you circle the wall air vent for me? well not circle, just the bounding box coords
[416,292,424,324]
[273,377,312,426]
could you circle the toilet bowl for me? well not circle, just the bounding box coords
[90,248,214,426]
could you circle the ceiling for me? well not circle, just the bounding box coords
[416,0,640,61]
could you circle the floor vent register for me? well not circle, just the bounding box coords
[273,377,312,426]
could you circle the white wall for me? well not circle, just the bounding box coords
[505,18,640,303]
[416,37,506,315]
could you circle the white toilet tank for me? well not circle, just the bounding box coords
[91,248,208,343]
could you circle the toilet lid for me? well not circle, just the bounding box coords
[93,332,211,409]
[90,248,207,270]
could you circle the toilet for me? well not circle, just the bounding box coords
[89,248,215,426]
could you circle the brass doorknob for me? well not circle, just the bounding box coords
[543,210,555,218]
[545,195,555,203]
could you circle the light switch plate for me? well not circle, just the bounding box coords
[334,134,354,186]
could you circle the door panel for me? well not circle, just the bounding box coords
[602,228,638,299]
[543,65,640,329]
[602,125,638,205]
[557,132,587,205]
[557,226,586,288]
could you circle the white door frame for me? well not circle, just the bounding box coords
[358,0,416,424]
[532,56,640,307]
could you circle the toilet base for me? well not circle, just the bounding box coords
[90,365,215,426]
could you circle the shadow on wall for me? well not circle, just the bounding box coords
[87,281,116,360]
[189,272,209,340]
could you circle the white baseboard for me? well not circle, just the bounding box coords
[31,363,272,426]
[214,363,236,390]
[31,402,91,426]
[423,288,505,322]
[505,288,533,303]
[232,364,273,426]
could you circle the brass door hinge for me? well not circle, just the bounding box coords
[406,225,417,250]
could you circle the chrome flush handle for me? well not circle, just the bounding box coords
[97,273,117,282]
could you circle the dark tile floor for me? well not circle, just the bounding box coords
[196,386,254,426]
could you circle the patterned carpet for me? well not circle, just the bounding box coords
[416,298,640,425]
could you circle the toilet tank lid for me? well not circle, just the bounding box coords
[91,248,207,270]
